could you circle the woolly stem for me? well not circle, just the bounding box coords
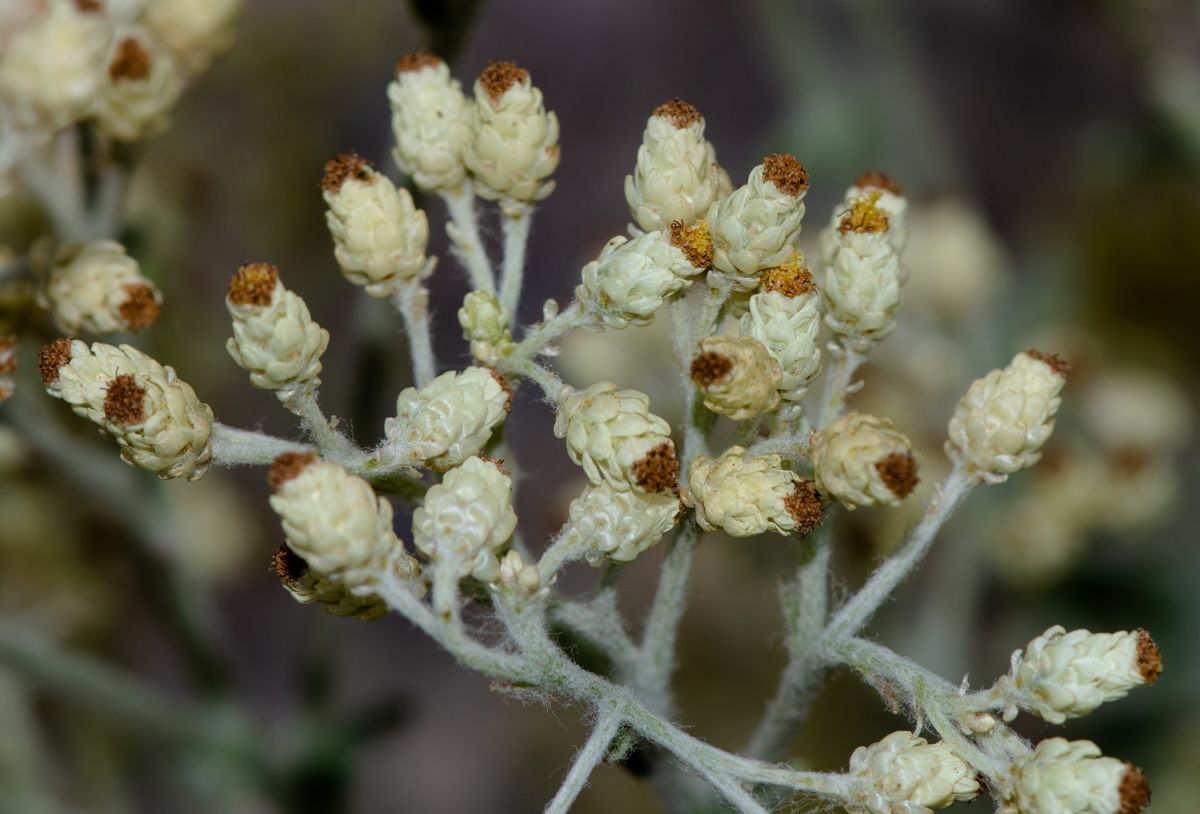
[820,463,974,644]
[210,423,316,467]
[543,700,623,814]
[743,522,833,760]
[499,201,533,322]
[745,432,810,461]
[391,280,437,387]
[550,594,640,681]
[440,181,494,292]
[285,388,372,470]
[816,339,866,429]
[635,523,701,715]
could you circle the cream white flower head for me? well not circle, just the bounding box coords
[388,49,477,194]
[946,350,1068,483]
[1000,625,1161,724]
[810,411,919,510]
[225,262,329,395]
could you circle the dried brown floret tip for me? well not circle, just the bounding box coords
[38,338,74,384]
[479,61,529,101]
[103,373,146,426]
[631,442,679,493]
[762,154,809,197]
[1117,764,1151,814]
[652,98,702,128]
[228,262,279,306]
[669,220,714,269]
[1134,629,1162,684]
[73,0,102,12]
[875,451,919,498]
[487,367,513,413]
[271,543,307,586]
[479,455,510,477]
[1024,349,1070,378]
[269,452,317,491]
[109,38,152,81]
[691,352,733,387]
[838,192,889,234]
[395,49,444,77]
[761,256,816,298]
[785,478,824,536]
[119,283,161,330]
[854,171,903,196]
[321,152,373,193]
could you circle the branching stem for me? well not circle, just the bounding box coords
[440,182,495,292]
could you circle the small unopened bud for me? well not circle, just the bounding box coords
[322,152,436,296]
[458,289,514,365]
[810,411,919,509]
[946,350,1068,483]
[44,241,162,335]
[496,549,542,597]
[691,335,782,420]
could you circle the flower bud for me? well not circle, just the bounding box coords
[690,335,782,421]
[381,367,510,471]
[1009,739,1150,814]
[683,446,823,537]
[708,153,808,291]
[43,240,161,335]
[458,289,513,366]
[387,50,476,193]
[141,0,240,77]
[268,452,418,600]
[322,152,435,297]
[946,350,1068,483]
[624,99,729,233]
[740,257,822,400]
[496,549,542,597]
[810,411,919,509]
[561,482,682,564]
[1000,626,1162,724]
[225,262,329,394]
[576,228,704,329]
[463,60,559,208]
[0,336,16,403]
[553,381,678,493]
[412,456,517,583]
[93,28,184,141]
[0,0,112,129]
[845,731,979,814]
[819,189,906,351]
[39,338,213,480]
[271,543,388,621]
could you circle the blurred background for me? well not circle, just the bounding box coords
[2,0,1199,811]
